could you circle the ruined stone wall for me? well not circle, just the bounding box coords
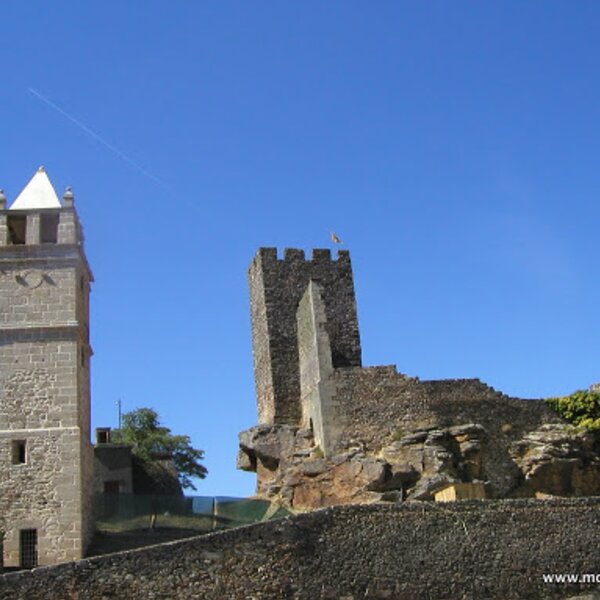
[2,499,600,599]
[331,367,562,453]
[241,247,598,507]
[249,248,361,426]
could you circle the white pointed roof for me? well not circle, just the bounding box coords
[9,166,61,210]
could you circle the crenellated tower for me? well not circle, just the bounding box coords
[248,247,361,426]
[0,167,94,567]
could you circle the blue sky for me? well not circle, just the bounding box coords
[2,2,600,496]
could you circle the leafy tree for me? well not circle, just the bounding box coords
[113,408,208,490]
[546,390,600,431]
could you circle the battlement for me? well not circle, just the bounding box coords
[252,247,351,267]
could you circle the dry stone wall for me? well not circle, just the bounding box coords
[331,368,562,453]
[2,499,600,599]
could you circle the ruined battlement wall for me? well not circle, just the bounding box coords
[2,499,600,599]
[249,248,361,425]
[418,378,560,435]
[330,366,561,453]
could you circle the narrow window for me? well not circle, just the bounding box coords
[20,529,38,569]
[7,215,26,244]
[40,213,59,243]
[96,428,111,444]
[12,440,27,464]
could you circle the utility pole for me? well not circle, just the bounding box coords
[117,398,122,429]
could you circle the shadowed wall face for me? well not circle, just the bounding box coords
[248,248,361,425]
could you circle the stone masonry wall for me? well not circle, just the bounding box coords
[249,248,361,425]
[331,367,562,453]
[0,339,80,431]
[0,262,78,329]
[328,367,564,497]
[0,428,85,566]
[2,499,600,599]
[0,214,93,566]
[241,247,597,506]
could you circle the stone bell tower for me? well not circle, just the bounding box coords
[0,167,94,567]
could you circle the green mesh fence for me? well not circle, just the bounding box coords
[94,494,292,532]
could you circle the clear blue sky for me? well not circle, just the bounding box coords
[2,2,600,497]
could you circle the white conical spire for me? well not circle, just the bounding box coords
[9,166,61,210]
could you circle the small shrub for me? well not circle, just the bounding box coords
[546,390,600,431]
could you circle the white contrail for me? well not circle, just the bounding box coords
[28,88,167,188]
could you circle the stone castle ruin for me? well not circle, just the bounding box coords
[238,248,600,508]
[1,173,600,597]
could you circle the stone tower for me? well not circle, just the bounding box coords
[248,248,361,426]
[0,168,94,567]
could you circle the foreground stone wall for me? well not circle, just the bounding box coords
[1,499,600,599]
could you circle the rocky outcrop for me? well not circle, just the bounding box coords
[238,421,600,509]
[383,424,487,500]
[510,424,600,497]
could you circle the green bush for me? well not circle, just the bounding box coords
[546,390,600,431]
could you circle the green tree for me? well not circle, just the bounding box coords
[113,408,208,490]
[546,389,600,431]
